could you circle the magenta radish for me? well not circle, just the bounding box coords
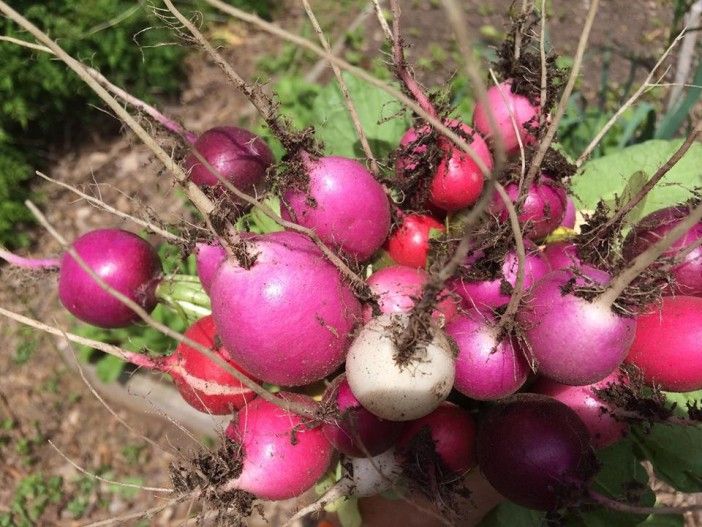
[542,241,582,271]
[452,240,550,310]
[562,196,577,229]
[397,402,477,476]
[322,375,405,457]
[626,296,702,392]
[345,314,455,421]
[386,212,445,269]
[490,177,567,240]
[280,154,390,261]
[184,126,274,193]
[223,393,332,500]
[623,206,702,296]
[532,372,628,448]
[516,269,636,386]
[472,81,540,154]
[210,231,361,386]
[363,265,457,324]
[445,309,529,400]
[195,241,227,293]
[477,394,596,510]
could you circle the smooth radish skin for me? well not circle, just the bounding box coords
[223,393,332,500]
[184,126,274,192]
[396,120,494,212]
[322,375,405,457]
[623,206,702,296]
[491,177,567,240]
[445,309,529,400]
[477,394,596,510]
[167,315,258,414]
[281,155,391,261]
[58,229,162,328]
[452,240,550,310]
[516,269,636,386]
[562,196,577,229]
[210,231,361,386]
[345,314,455,421]
[363,265,458,324]
[626,296,702,392]
[473,81,539,154]
[542,241,582,272]
[532,372,628,448]
[195,241,226,293]
[386,213,445,269]
[398,402,477,476]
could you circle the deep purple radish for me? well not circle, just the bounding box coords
[516,269,636,386]
[322,375,405,457]
[445,309,529,400]
[210,231,361,386]
[562,196,577,229]
[532,372,628,448]
[57,229,162,328]
[281,155,390,261]
[623,206,702,296]
[542,241,582,271]
[398,402,477,476]
[473,81,540,154]
[477,394,597,510]
[491,177,567,240]
[363,265,458,323]
[452,240,550,310]
[184,126,273,193]
[165,315,258,415]
[224,393,332,500]
[195,241,226,293]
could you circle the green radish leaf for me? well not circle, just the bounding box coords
[95,354,125,383]
[663,390,702,417]
[335,497,362,527]
[601,170,650,225]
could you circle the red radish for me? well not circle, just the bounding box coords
[516,269,636,386]
[57,229,162,328]
[398,402,477,476]
[363,265,457,323]
[542,241,582,272]
[195,241,227,293]
[532,372,628,448]
[167,316,257,414]
[623,206,702,296]
[476,394,596,510]
[322,375,405,457]
[386,213,445,269]
[490,177,567,240]
[473,81,540,154]
[223,393,332,500]
[562,196,577,229]
[445,309,529,400]
[210,231,361,386]
[345,314,455,421]
[452,240,550,310]
[396,120,494,212]
[281,155,390,261]
[184,126,273,193]
[626,296,702,392]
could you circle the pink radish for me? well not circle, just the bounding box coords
[195,241,227,293]
[386,212,445,269]
[542,241,582,272]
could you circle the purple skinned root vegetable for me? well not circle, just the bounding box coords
[223,393,333,500]
[184,126,273,193]
[210,231,361,386]
[451,240,550,310]
[281,155,391,261]
[542,241,582,272]
[445,309,529,400]
[322,375,405,457]
[363,265,458,324]
[472,81,540,154]
[562,196,577,229]
[531,371,628,448]
[397,402,477,476]
[477,394,597,511]
[516,269,636,386]
[57,229,162,328]
[490,177,567,240]
[623,206,702,296]
[195,241,227,294]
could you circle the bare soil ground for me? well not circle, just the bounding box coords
[1,1,696,526]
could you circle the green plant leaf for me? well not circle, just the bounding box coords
[95,354,125,383]
[336,497,362,527]
[572,139,702,219]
